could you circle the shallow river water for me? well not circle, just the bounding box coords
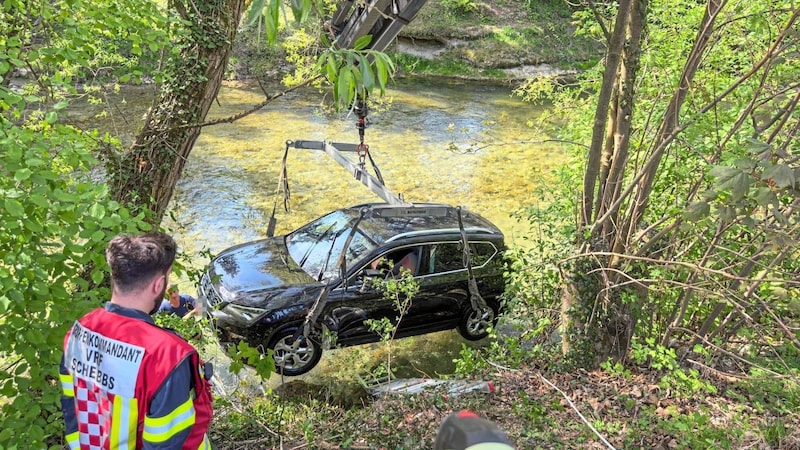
[76,78,567,385]
[166,78,567,257]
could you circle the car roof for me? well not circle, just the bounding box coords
[340,202,504,245]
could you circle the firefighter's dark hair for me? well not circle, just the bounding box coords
[106,232,177,294]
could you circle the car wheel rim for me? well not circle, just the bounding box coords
[466,308,494,336]
[273,335,315,370]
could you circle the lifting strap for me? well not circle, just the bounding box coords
[354,96,386,185]
[299,208,368,339]
[457,206,489,313]
[266,142,291,237]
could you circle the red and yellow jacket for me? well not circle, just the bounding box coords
[60,303,213,449]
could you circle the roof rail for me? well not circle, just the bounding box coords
[368,204,451,218]
[386,227,499,242]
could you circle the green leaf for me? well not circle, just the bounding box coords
[4,198,24,217]
[91,269,105,285]
[353,35,373,51]
[763,163,794,188]
[359,55,374,91]
[718,206,737,221]
[336,66,353,109]
[289,0,311,23]
[266,0,280,44]
[374,57,389,93]
[710,166,749,200]
[683,201,709,222]
[326,54,338,81]
[89,203,106,219]
[25,329,43,346]
[53,101,69,111]
[755,187,778,207]
[23,220,43,233]
[45,111,58,124]
[13,168,32,181]
[53,189,78,202]
[247,0,266,27]
[745,137,770,156]
[14,361,29,375]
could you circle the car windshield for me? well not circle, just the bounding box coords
[285,210,378,282]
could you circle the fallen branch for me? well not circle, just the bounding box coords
[487,360,520,372]
[537,372,617,450]
[232,436,275,448]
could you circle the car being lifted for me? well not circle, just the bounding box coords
[198,202,506,376]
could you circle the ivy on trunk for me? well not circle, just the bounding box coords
[109,0,247,224]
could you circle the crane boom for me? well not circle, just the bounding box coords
[278,0,428,212]
[330,0,429,52]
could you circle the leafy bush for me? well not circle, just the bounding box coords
[630,338,717,397]
[0,115,151,447]
[440,0,478,16]
[365,268,420,379]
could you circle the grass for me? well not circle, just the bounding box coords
[397,0,602,78]
[392,53,508,80]
[207,339,800,449]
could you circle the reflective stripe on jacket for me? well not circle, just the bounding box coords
[60,304,213,449]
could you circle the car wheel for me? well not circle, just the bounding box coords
[269,326,322,376]
[457,304,497,341]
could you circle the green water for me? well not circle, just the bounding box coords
[168,78,567,259]
[72,78,567,384]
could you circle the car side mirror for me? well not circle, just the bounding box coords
[356,269,383,293]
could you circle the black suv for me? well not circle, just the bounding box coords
[198,203,506,375]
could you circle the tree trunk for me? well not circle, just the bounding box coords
[109,0,247,224]
[561,0,647,366]
[625,0,727,231]
[581,0,632,229]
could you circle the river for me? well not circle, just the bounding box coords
[70,77,566,386]
[166,78,566,257]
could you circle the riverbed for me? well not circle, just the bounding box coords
[70,77,567,385]
[166,78,567,258]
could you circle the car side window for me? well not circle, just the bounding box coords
[470,242,497,266]
[371,246,421,277]
[430,243,463,273]
[428,242,497,275]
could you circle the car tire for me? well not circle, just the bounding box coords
[457,303,497,341]
[268,326,322,376]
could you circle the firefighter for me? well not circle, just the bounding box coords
[59,232,214,449]
[434,410,515,450]
[160,284,200,319]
